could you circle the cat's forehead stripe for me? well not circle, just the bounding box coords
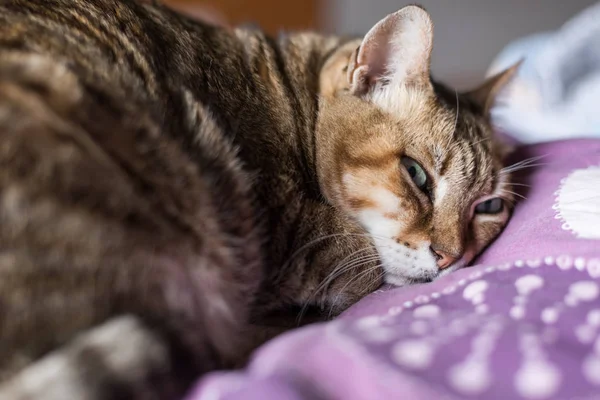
[432,144,446,175]
[435,137,493,196]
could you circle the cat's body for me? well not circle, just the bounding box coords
[0,1,516,399]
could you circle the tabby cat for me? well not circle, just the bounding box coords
[0,1,517,399]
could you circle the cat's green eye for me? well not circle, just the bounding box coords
[401,157,427,190]
[475,198,504,214]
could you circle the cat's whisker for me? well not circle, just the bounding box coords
[359,270,386,296]
[505,182,530,188]
[500,155,549,175]
[507,154,548,166]
[337,246,377,265]
[501,164,544,174]
[453,89,460,134]
[314,253,380,297]
[468,137,490,149]
[500,163,548,175]
[295,250,380,325]
[295,258,380,325]
[500,189,527,200]
[281,232,383,272]
[501,159,543,172]
[327,263,382,319]
[318,247,378,290]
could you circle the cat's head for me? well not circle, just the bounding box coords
[317,5,518,286]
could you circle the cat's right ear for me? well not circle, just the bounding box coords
[464,61,522,117]
[347,5,434,97]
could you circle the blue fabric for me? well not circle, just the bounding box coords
[488,2,600,144]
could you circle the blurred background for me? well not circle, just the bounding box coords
[165,0,596,89]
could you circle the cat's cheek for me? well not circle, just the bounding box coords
[355,210,402,239]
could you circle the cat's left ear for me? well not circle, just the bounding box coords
[464,61,522,117]
[347,5,434,96]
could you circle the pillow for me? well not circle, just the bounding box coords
[188,139,600,400]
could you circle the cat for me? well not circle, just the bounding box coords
[0,1,517,399]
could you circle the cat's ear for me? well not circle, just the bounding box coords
[464,61,522,116]
[348,5,434,96]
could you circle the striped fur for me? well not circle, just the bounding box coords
[0,1,515,399]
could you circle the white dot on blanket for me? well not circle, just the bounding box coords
[583,355,600,385]
[588,259,600,278]
[569,281,599,301]
[448,360,491,395]
[443,286,456,295]
[499,262,512,271]
[575,325,596,344]
[510,306,525,320]
[515,360,562,399]
[556,166,600,239]
[476,304,489,314]
[413,305,441,319]
[414,295,430,304]
[556,255,573,270]
[354,316,381,330]
[575,257,587,271]
[392,339,434,370]
[472,293,485,305]
[565,294,579,307]
[515,275,544,295]
[541,307,559,324]
[463,280,488,303]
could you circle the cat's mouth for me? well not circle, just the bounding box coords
[383,269,436,287]
[378,243,473,287]
[383,258,469,287]
[408,276,434,284]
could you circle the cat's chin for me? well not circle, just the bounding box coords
[383,273,433,287]
[384,261,469,287]
[383,274,409,287]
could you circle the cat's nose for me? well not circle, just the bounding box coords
[429,246,457,270]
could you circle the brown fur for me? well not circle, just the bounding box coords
[316,6,517,284]
[0,1,516,399]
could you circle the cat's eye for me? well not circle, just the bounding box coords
[401,157,427,190]
[474,198,504,214]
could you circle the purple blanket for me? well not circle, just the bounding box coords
[187,139,600,400]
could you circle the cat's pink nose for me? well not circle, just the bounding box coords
[430,247,457,270]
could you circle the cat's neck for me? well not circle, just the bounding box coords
[217,28,354,194]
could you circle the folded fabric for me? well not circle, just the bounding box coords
[488,2,600,144]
